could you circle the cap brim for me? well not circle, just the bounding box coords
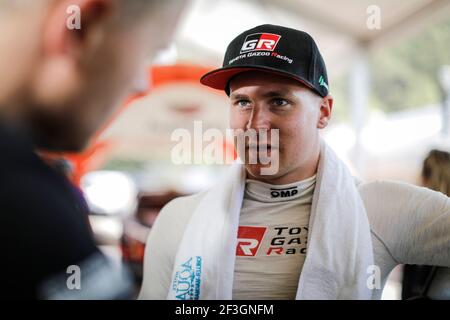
[200,65,316,94]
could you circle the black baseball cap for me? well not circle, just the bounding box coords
[200,24,329,97]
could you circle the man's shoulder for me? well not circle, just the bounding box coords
[355,179,441,228]
[0,125,69,201]
[0,153,75,211]
[356,179,428,198]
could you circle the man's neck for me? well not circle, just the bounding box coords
[246,148,321,185]
[247,160,319,185]
[247,167,317,185]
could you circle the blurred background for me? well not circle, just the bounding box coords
[58,0,450,299]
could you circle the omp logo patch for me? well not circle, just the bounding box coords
[270,186,298,198]
[240,33,281,54]
[236,226,267,256]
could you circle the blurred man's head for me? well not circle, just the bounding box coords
[0,0,187,151]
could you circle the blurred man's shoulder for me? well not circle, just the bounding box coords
[0,123,72,200]
[0,124,100,299]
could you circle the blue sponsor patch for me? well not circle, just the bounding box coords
[171,256,202,300]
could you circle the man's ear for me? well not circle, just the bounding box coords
[31,0,114,108]
[317,95,333,129]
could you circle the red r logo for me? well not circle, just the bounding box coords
[236,226,267,256]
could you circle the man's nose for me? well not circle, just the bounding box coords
[246,105,271,131]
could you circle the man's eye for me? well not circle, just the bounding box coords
[271,98,289,107]
[236,100,252,108]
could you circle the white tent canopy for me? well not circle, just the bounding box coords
[173,0,450,76]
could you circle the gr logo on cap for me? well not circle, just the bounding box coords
[240,33,281,53]
[200,24,329,98]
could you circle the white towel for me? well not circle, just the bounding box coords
[167,140,374,300]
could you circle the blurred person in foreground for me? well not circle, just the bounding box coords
[402,149,450,299]
[0,0,187,299]
[140,24,450,300]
